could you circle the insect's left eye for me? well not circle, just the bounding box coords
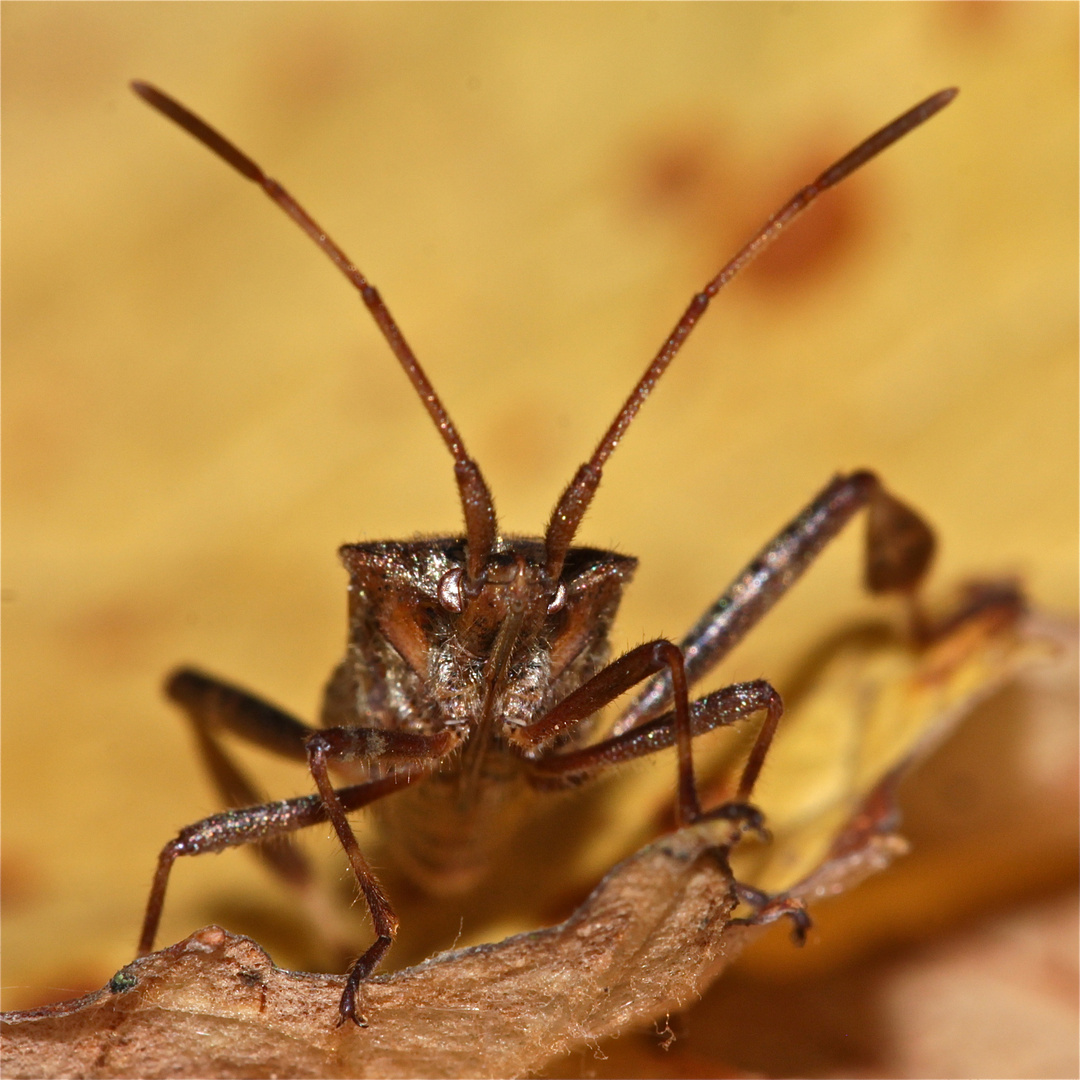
[437,567,465,613]
[546,583,567,615]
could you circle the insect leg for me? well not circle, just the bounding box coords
[730,879,811,943]
[510,639,714,824]
[166,670,430,972]
[137,775,406,959]
[305,725,462,1025]
[616,470,935,732]
[529,683,815,940]
[526,678,781,807]
[166,668,316,887]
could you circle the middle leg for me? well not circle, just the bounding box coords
[165,668,317,886]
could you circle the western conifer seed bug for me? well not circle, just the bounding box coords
[131,82,955,1027]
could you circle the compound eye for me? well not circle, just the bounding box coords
[546,582,567,615]
[437,567,466,613]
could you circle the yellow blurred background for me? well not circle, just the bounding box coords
[3,3,1076,1072]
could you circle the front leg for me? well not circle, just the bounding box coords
[526,678,783,812]
[513,636,782,827]
[528,682,811,940]
[157,669,461,1027]
[617,471,935,732]
[510,639,712,825]
[305,725,462,1025]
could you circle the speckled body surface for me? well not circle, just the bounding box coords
[322,537,636,892]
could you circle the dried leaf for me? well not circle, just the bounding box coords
[731,594,1042,896]
[0,815,903,1080]
[0,825,745,1079]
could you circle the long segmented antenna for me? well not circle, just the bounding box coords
[131,81,498,582]
[543,87,958,580]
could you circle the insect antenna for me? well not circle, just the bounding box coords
[130,81,498,581]
[544,87,958,581]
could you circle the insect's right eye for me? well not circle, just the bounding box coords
[437,567,465,613]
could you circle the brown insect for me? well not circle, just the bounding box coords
[131,82,955,1026]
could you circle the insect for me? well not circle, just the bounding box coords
[131,82,955,1026]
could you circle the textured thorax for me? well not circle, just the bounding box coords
[320,537,636,758]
